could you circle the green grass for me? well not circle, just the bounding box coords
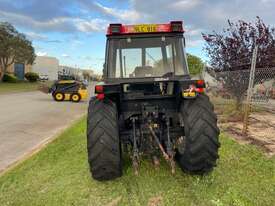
[0,82,41,94]
[0,118,274,206]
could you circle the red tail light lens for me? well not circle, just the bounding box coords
[96,93,105,100]
[186,84,204,93]
[196,80,205,88]
[195,87,204,93]
[95,85,104,93]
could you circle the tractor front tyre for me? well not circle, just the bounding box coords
[87,97,122,181]
[176,94,220,174]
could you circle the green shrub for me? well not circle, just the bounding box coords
[25,72,39,82]
[3,73,18,83]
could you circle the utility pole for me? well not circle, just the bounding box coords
[242,45,258,135]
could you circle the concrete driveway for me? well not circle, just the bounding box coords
[0,84,95,173]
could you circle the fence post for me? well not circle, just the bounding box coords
[242,46,258,135]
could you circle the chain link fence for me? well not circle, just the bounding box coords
[203,52,275,156]
[247,67,275,155]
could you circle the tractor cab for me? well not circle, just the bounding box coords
[104,21,189,81]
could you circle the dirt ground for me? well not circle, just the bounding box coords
[219,111,275,156]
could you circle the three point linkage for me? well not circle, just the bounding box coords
[131,116,176,175]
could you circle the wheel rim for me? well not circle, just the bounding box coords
[55,93,63,100]
[72,94,79,101]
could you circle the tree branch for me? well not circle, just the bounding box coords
[0,57,6,75]
[7,57,14,66]
[0,57,3,67]
[3,57,8,66]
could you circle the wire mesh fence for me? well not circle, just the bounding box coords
[203,51,275,155]
[248,67,275,154]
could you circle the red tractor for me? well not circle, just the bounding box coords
[87,21,220,181]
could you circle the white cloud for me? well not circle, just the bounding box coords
[82,56,92,61]
[75,18,107,32]
[184,25,203,36]
[260,0,275,3]
[36,51,48,56]
[0,10,108,33]
[169,0,201,11]
[72,40,84,45]
[186,39,204,48]
[25,32,48,41]
[0,10,73,32]
[93,2,141,23]
[2,0,275,57]
[61,54,70,58]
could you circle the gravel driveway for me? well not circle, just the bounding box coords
[0,84,95,173]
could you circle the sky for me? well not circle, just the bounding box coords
[0,0,275,74]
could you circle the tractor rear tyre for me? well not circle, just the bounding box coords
[87,97,122,181]
[176,94,220,174]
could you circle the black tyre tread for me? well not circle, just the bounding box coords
[176,94,220,174]
[53,92,65,101]
[87,97,122,181]
[71,93,81,102]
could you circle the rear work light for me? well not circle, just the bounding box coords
[107,24,122,35]
[107,21,184,35]
[170,21,183,32]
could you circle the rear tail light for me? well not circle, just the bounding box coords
[195,87,204,93]
[95,85,105,100]
[183,82,205,96]
[195,80,205,93]
[96,93,105,100]
[196,80,205,88]
[95,85,104,93]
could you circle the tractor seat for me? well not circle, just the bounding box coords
[133,66,153,77]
